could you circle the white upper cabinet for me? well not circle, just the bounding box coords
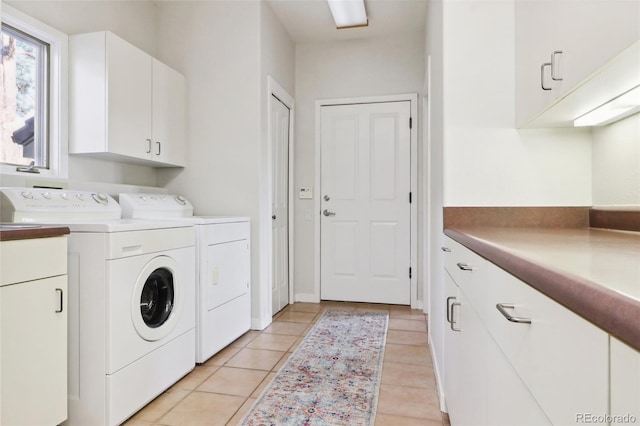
[69,31,186,167]
[515,0,640,128]
[152,59,186,167]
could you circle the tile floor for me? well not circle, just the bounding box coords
[124,302,447,425]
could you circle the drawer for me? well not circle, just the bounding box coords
[0,237,67,285]
[486,263,609,425]
[442,236,488,319]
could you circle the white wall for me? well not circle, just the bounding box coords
[155,0,295,328]
[294,33,425,301]
[5,0,159,187]
[441,0,592,207]
[592,114,640,207]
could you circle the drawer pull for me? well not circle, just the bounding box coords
[457,262,473,271]
[441,246,451,252]
[496,303,531,324]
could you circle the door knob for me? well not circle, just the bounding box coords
[323,209,336,217]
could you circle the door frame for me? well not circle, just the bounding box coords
[313,93,419,308]
[263,76,295,321]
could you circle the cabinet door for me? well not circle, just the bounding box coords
[610,337,640,422]
[444,273,488,425]
[1,275,67,425]
[107,32,153,160]
[555,0,640,93]
[152,59,186,167]
[486,338,551,426]
[515,0,560,127]
[443,273,461,418]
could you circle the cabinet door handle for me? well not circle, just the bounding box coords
[496,303,531,324]
[551,50,563,81]
[457,262,473,271]
[55,288,64,313]
[446,296,456,324]
[156,141,161,156]
[441,246,451,252]
[450,302,462,332]
[146,139,152,153]
[541,62,552,90]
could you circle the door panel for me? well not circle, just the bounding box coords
[271,94,290,314]
[320,101,411,305]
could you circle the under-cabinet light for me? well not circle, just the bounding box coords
[574,84,640,127]
[327,0,368,29]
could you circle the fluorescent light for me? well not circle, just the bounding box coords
[327,0,368,29]
[574,84,640,127]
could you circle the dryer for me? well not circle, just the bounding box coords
[119,193,251,363]
[0,188,196,425]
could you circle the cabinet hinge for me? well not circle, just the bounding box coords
[409,267,412,279]
[409,117,413,129]
[409,192,412,204]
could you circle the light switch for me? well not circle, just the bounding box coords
[299,187,313,199]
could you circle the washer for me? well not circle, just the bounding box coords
[0,188,196,426]
[119,193,251,363]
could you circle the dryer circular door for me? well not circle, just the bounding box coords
[131,255,183,341]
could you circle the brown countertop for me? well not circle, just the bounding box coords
[444,226,640,351]
[0,224,70,241]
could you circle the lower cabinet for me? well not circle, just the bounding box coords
[610,337,640,423]
[0,236,68,426]
[444,272,488,426]
[1,275,68,425]
[441,235,609,425]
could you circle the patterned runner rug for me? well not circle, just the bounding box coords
[241,309,389,425]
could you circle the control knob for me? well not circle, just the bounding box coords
[21,191,33,199]
[92,193,109,205]
[175,195,187,205]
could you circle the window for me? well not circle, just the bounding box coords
[1,5,67,177]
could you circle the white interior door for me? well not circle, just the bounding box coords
[320,101,411,305]
[271,94,290,314]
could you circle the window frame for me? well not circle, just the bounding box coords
[1,4,68,178]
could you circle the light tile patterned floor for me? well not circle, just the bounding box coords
[124,302,448,426]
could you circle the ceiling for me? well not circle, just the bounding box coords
[265,0,427,43]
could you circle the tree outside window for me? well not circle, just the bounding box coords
[1,24,48,169]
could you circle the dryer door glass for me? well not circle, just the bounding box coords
[140,268,174,328]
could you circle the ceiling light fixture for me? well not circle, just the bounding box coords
[574,84,640,127]
[327,0,368,29]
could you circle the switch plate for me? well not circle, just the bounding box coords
[299,187,313,199]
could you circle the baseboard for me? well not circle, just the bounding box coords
[294,293,320,303]
[251,315,272,331]
[428,333,447,413]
